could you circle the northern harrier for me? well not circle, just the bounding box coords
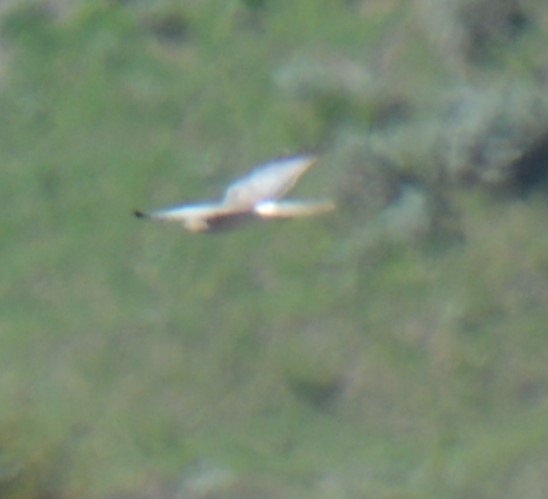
[134,155,334,233]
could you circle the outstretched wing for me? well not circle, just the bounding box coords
[222,155,318,207]
[134,202,252,232]
[254,199,335,219]
[134,202,241,221]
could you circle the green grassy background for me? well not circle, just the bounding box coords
[1,1,547,497]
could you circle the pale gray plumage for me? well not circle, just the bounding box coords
[222,156,316,207]
[134,155,334,233]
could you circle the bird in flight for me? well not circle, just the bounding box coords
[134,155,334,233]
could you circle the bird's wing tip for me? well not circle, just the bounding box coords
[273,153,318,168]
[295,153,319,167]
[133,210,147,219]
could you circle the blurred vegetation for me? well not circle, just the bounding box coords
[1,0,547,497]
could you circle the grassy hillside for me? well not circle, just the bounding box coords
[1,1,547,497]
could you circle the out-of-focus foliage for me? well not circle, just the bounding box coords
[1,0,547,497]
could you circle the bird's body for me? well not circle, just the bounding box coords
[134,155,334,233]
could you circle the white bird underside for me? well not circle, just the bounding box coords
[134,155,334,233]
